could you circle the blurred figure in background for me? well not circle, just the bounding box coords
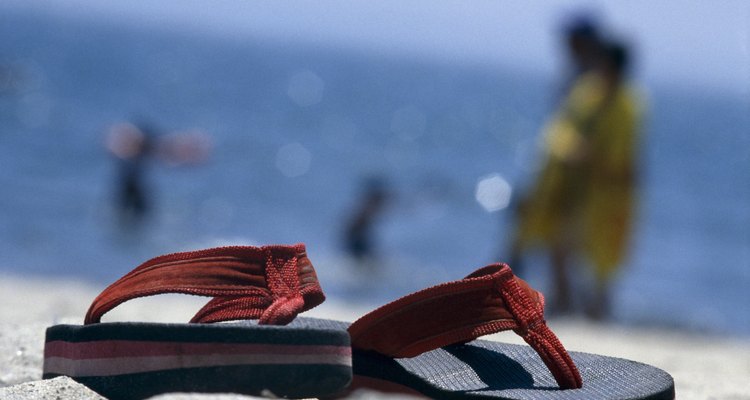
[106,121,156,225]
[343,177,390,269]
[558,15,602,100]
[106,120,211,227]
[508,39,643,320]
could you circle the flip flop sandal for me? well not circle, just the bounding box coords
[329,263,675,399]
[42,244,352,400]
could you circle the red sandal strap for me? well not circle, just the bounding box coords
[348,263,582,389]
[84,244,324,326]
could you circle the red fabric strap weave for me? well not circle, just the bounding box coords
[84,244,324,326]
[348,264,582,390]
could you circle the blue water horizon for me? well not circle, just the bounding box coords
[1,9,748,336]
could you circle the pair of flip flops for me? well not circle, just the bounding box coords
[43,244,675,399]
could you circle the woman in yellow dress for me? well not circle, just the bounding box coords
[510,42,643,319]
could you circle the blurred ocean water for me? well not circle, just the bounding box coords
[0,10,748,334]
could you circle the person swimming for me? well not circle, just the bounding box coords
[106,121,156,225]
[105,120,211,227]
[343,177,389,265]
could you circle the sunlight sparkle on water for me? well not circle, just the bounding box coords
[276,142,312,178]
[475,173,512,212]
[287,70,324,107]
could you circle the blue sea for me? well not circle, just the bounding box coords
[1,8,748,335]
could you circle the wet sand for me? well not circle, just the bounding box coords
[1,273,748,399]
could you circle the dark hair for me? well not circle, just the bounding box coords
[603,41,629,73]
[564,15,599,40]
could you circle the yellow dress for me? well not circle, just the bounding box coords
[515,72,643,281]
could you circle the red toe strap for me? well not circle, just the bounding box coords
[84,244,324,326]
[348,263,582,390]
[499,272,583,389]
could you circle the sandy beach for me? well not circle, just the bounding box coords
[1,273,748,400]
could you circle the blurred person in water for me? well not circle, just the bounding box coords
[106,120,211,226]
[508,40,644,320]
[343,177,390,269]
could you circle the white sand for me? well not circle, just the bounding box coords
[1,273,749,399]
